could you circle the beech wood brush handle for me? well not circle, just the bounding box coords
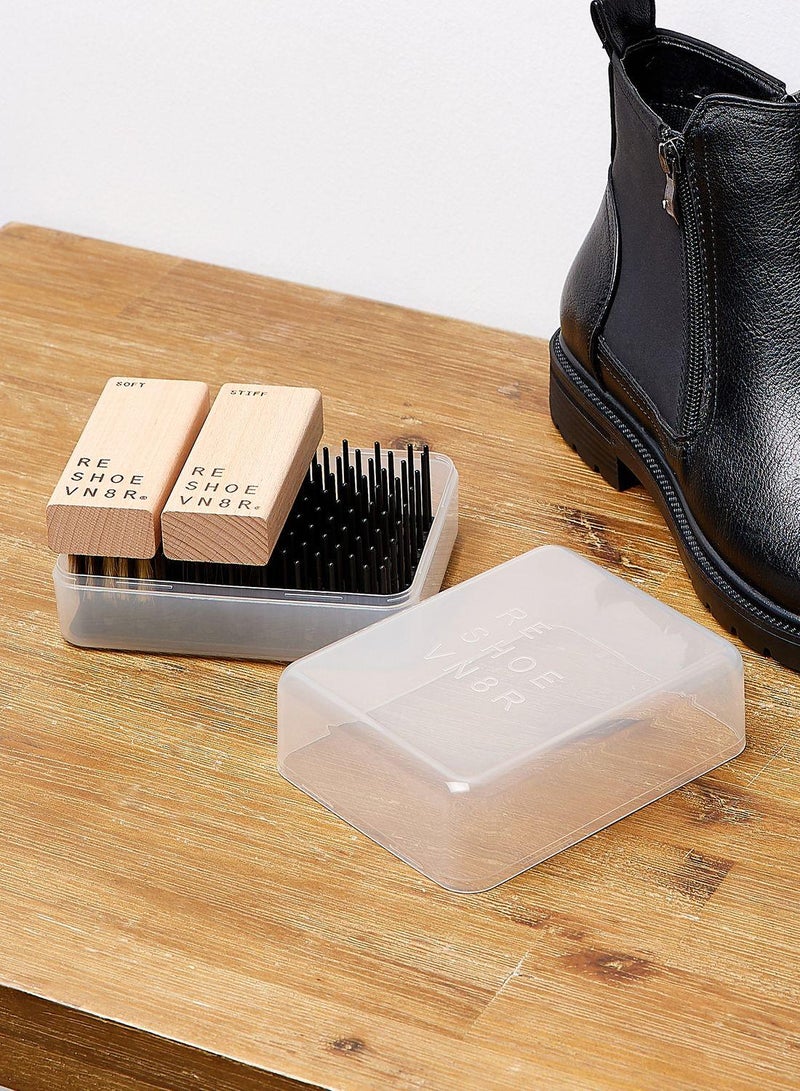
[161,384,324,565]
[46,377,210,558]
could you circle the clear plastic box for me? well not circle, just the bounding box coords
[53,451,458,662]
[278,545,745,892]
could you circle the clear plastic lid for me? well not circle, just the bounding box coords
[278,546,745,892]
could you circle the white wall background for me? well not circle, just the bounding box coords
[2,1,799,337]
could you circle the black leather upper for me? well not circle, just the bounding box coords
[561,1,800,613]
[681,99,800,611]
[559,180,617,382]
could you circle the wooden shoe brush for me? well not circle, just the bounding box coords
[46,377,210,578]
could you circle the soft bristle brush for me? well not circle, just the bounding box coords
[46,376,211,579]
[68,443,435,595]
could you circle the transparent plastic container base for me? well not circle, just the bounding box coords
[278,545,745,893]
[53,452,458,663]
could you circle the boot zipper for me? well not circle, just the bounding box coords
[658,136,683,222]
[658,130,706,434]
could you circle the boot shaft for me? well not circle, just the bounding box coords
[562,0,800,445]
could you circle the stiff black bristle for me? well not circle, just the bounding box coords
[68,443,436,596]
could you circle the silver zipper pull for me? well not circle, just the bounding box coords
[658,137,683,223]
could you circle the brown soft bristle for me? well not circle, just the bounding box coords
[69,555,157,580]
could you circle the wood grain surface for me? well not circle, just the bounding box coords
[0,223,798,1091]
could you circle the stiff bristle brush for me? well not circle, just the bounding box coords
[155,441,433,593]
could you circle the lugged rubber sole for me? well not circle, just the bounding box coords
[550,331,800,671]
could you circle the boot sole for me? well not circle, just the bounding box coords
[550,331,800,670]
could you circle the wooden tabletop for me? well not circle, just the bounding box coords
[0,223,798,1091]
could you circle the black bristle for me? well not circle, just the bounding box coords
[368,545,378,591]
[335,543,344,589]
[414,469,425,551]
[408,457,417,552]
[422,445,432,528]
[368,458,376,503]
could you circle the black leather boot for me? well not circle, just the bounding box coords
[551,0,800,669]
